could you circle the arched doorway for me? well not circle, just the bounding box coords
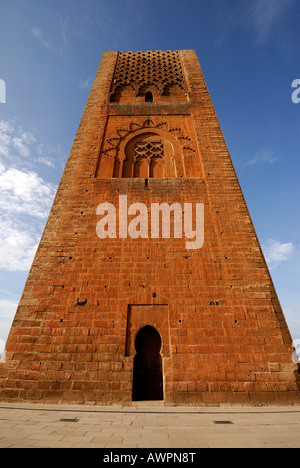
[132,326,164,401]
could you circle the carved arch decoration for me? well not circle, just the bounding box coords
[96,119,197,179]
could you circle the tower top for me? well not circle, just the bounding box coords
[112,49,188,96]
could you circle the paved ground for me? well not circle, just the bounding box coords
[0,402,299,448]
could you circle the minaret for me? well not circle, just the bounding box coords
[0,50,299,406]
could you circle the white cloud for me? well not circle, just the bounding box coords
[31,26,51,49]
[262,239,294,268]
[0,120,57,272]
[244,149,279,167]
[59,16,71,56]
[216,0,296,48]
[0,119,58,168]
[0,166,56,218]
[35,157,56,168]
[79,76,93,91]
[12,131,37,158]
[0,300,18,321]
[0,119,36,163]
[0,119,59,347]
[250,0,295,45]
[0,339,5,354]
[0,121,14,159]
[0,219,39,272]
[12,135,35,157]
[285,314,300,343]
[0,165,56,271]
[0,299,19,346]
[36,142,62,168]
[0,120,14,134]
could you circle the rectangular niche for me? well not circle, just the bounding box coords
[125,304,170,358]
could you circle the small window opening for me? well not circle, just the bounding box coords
[145,91,153,103]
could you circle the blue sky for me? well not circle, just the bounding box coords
[0,0,299,353]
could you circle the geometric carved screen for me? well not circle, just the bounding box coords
[134,141,164,178]
[122,139,165,178]
[135,141,164,160]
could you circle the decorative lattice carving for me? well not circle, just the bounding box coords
[135,141,164,162]
[112,50,188,96]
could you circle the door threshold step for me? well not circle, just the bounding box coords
[131,401,165,407]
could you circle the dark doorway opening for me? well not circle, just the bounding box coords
[145,91,154,103]
[132,326,164,401]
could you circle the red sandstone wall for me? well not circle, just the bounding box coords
[0,50,299,406]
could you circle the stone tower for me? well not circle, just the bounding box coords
[0,50,299,406]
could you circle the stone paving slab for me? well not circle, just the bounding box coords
[0,402,299,448]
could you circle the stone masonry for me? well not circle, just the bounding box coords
[0,50,299,406]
